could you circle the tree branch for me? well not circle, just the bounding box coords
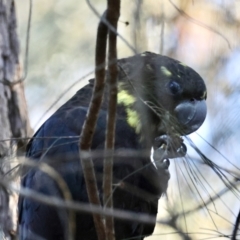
[232,208,240,240]
[79,11,108,240]
[103,1,120,240]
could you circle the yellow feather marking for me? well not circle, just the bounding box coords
[179,62,187,67]
[117,90,136,106]
[160,66,172,77]
[126,109,140,132]
[201,90,207,99]
[117,90,140,132]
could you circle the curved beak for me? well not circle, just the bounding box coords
[174,99,207,135]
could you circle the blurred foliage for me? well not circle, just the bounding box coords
[16,0,240,239]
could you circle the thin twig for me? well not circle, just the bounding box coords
[22,0,32,80]
[79,11,109,240]
[6,180,160,225]
[18,157,74,240]
[86,0,136,53]
[34,70,94,129]
[169,0,231,49]
[232,208,240,240]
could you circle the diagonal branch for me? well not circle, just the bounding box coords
[79,11,108,240]
[232,208,240,240]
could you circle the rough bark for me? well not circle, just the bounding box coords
[0,0,32,239]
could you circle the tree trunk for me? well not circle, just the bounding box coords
[0,0,32,238]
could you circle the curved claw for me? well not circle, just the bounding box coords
[160,158,170,170]
[153,135,187,170]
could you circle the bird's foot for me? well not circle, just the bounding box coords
[153,134,187,170]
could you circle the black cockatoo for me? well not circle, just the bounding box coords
[18,52,207,240]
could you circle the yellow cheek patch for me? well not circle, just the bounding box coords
[160,66,172,77]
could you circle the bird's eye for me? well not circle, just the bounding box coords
[168,81,181,95]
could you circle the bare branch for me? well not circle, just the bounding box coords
[79,9,109,240]
[103,1,120,240]
[5,179,160,226]
[86,0,136,53]
[21,0,32,81]
[232,208,240,240]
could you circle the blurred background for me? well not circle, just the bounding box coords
[16,0,240,239]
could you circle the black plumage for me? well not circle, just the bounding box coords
[18,52,207,240]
